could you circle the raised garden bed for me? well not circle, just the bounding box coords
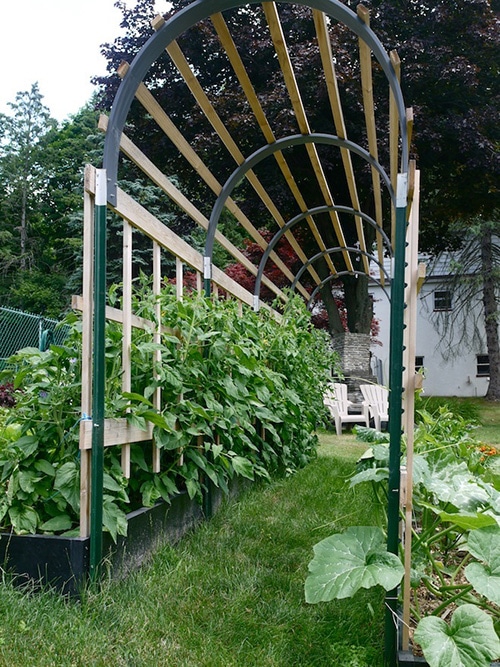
[0,480,246,596]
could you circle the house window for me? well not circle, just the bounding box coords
[434,290,452,311]
[477,355,490,377]
[415,356,424,373]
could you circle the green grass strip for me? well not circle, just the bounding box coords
[0,434,385,666]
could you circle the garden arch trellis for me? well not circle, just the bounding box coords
[79,1,420,663]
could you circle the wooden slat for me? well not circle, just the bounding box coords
[158,37,318,285]
[72,294,167,334]
[98,114,289,301]
[121,220,132,477]
[210,12,334,275]
[313,10,371,276]
[176,257,184,301]
[401,167,420,650]
[263,2,352,272]
[80,418,154,450]
[79,166,95,537]
[357,5,384,265]
[152,240,161,473]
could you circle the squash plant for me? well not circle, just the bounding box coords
[0,284,338,541]
[305,407,500,667]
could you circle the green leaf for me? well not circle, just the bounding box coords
[349,467,389,488]
[231,456,254,480]
[464,526,500,605]
[54,461,80,513]
[423,461,490,511]
[8,505,38,534]
[34,459,56,477]
[126,412,147,431]
[439,512,497,531]
[14,435,39,459]
[102,497,128,543]
[40,514,73,532]
[122,392,154,407]
[185,478,199,500]
[414,604,500,667]
[305,526,404,603]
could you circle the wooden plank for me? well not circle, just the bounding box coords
[98,114,286,301]
[121,220,132,477]
[263,2,352,272]
[401,167,420,650]
[211,12,334,276]
[72,295,165,334]
[357,5,385,268]
[80,418,154,450]
[176,257,184,301]
[79,165,95,537]
[152,240,161,473]
[313,10,370,275]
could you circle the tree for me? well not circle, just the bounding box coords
[0,83,55,276]
[430,215,500,400]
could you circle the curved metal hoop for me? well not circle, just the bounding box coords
[204,133,394,268]
[253,204,392,303]
[307,271,391,308]
[102,0,408,205]
[290,246,390,291]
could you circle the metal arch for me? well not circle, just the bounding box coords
[102,0,409,205]
[307,271,391,307]
[253,204,392,305]
[204,133,394,269]
[290,246,390,291]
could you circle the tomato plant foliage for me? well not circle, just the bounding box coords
[0,283,338,540]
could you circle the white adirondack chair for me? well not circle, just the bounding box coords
[323,382,368,436]
[359,384,389,431]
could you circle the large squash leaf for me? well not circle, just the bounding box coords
[414,604,500,667]
[305,526,404,603]
[464,525,500,605]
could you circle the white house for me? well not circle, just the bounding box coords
[369,253,495,397]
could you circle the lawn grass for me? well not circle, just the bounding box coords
[0,432,384,667]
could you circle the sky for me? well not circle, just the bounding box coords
[1,1,168,122]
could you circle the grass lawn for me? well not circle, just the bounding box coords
[0,433,385,667]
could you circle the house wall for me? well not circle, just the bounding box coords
[370,261,492,397]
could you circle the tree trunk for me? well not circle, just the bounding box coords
[343,274,373,334]
[480,229,500,401]
[20,181,27,271]
[319,283,344,334]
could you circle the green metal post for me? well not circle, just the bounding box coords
[384,173,408,667]
[90,169,107,582]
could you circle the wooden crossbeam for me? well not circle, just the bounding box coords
[357,5,385,265]
[151,24,318,288]
[98,113,286,301]
[210,12,333,277]
[263,2,353,273]
[313,10,371,276]
[118,60,316,296]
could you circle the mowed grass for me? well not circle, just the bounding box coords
[0,433,384,667]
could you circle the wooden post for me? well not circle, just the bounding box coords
[121,219,132,478]
[79,165,95,538]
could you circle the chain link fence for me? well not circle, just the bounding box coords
[0,307,69,369]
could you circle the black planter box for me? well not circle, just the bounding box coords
[0,483,234,596]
